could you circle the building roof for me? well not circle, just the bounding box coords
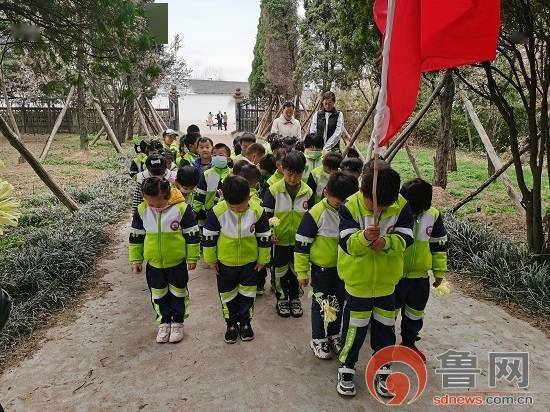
[187,79,249,96]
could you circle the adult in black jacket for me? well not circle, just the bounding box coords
[309,91,344,152]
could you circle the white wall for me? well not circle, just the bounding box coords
[151,93,237,133]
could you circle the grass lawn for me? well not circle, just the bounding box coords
[350,144,548,243]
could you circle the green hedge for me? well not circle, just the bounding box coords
[0,173,132,362]
[446,214,550,313]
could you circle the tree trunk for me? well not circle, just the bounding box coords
[76,80,89,151]
[0,115,79,212]
[448,137,457,171]
[126,99,135,141]
[433,70,455,189]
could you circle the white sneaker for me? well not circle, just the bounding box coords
[337,366,356,396]
[156,323,171,343]
[169,322,184,343]
[310,338,332,359]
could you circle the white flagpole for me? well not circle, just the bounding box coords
[370,0,397,221]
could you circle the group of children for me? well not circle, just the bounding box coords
[128,125,448,399]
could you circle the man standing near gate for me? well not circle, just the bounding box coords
[309,91,344,152]
[271,101,302,139]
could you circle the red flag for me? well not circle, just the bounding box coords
[421,0,501,72]
[372,0,500,146]
[373,0,421,146]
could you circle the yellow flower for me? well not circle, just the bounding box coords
[433,279,451,298]
[268,217,280,227]
[0,180,20,235]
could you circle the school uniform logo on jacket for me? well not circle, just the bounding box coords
[250,224,256,233]
[426,226,433,236]
[170,220,180,231]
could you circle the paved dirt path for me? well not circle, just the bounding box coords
[2,224,550,410]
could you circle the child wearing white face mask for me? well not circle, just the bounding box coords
[192,143,232,227]
[129,177,200,344]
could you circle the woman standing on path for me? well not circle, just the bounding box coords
[309,91,344,153]
[207,112,214,130]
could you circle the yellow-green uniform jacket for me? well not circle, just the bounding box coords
[192,166,231,224]
[306,165,329,206]
[129,198,201,268]
[303,151,323,182]
[202,200,272,267]
[177,151,199,167]
[404,207,448,278]
[262,179,313,247]
[294,198,339,280]
[130,153,147,179]
[163,142,179,152]
[338,192,414,298]
[266,170,284,187]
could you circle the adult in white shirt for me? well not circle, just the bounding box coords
[309,91,344,152]
[271,101,302,139]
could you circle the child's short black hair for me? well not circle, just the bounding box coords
[213,142,231,157]
[232,137,242,155]
[282,101,295,109]
[142,176,171,199]
[361,160,401,206]
[294,141,305,152]
[303,133,324,150]
[274,147,289,165]
[197,136,213,146]
[346,147,360,158]
[148,139,163,154]
[240,132,257,144]
[145,152,167,175]
[246,143,266,157]
[340,157,364,175]
[164,148,176,164]
[176,165,200,188]
[326,171,359,201]
[184,133,200,150]
[222,175,250,205]
[259,153,277,175]
[187,124,201,135]
[283,135,298,149]
[400,178,433,215]
[322,152,343,172]
[282,150,306,174]
[135,140,148,154]
[232,159,250,176]
[238,164,262,187]
[267,133,283,151]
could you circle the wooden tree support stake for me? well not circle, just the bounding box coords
[342,91,379,158]
[92,99,123,154]
[90,126,106,146]
[302,95,322,133]
[136,101,152,139]
[146,98,167,131]
[404,143,422,179]
[0,115,79,212]
[461,92,525,216]
[342,127,365,161]
[39,86,75,162]
[451,145,529,213]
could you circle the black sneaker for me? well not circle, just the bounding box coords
[240,322,254,341]
[224,324,239,344]
[256,284,265,296]
[290,299,303,318]
[276,300,291,318]
[375,364,394,399]
[337,366,356,396]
